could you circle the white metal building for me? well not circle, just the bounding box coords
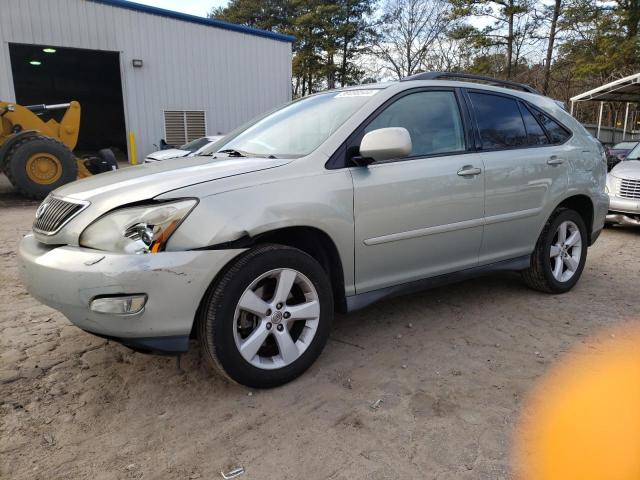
[0,0,294,159]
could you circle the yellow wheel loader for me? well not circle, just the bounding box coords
[0,101,117,199]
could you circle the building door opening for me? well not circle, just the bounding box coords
[9,43,127,157]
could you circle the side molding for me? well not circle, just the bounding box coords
[346,255,531,312]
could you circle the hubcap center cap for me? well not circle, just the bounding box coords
[271,310,283,324]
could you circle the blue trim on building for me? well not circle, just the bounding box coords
[88,0,296,43]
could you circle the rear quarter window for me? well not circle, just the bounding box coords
[528,106,571,144]
[519,103,549,145]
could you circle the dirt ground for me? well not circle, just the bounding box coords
[1,176,639,480]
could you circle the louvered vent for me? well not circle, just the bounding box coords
[163,110,207,146]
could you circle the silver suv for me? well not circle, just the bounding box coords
[18,73,608,387]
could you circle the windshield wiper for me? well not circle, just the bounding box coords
[217,149,248,157]
[206,149,279,159]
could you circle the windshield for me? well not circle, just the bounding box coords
[612,142,637,150]
[216,89,381,158]
[625,143,640,160]
[180,137,211,152]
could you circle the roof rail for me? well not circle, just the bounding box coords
[401,71,540,94]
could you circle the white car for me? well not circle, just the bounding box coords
[606,143,640,226]
[145,136,223,162]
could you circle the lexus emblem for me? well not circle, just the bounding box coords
[35,202,49,219]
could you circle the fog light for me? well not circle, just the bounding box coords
[90,294,147,315]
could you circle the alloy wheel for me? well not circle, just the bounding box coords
[549,220,582,282]
[233,268,320,370]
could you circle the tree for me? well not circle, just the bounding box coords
[332,0,378,86]
[211,0,377,95]
[617,0,640,37]
[541,0,562,94]
[449,0,535,79]
[422,36,474,71]
[210,0,292,31]
[557,0,639,81]
[370,0,454,79]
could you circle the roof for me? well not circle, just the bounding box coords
[570,73,640,103]
[402,72,540,94]
[89,0,296,43]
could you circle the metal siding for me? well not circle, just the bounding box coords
[0,0,292,156]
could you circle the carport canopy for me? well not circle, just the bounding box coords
[570,72,640,140]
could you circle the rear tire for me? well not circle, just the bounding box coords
[522,209,588,293]
[4,135,77,199]
[198,244,333,388]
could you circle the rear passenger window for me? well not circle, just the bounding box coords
[529,107,571,143]
[519,103,549,145]
[469,92,527,149]
[365,91,465,157]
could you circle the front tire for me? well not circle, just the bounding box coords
[198,244,333,388]
[522,209,588,293]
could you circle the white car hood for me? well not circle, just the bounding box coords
[145,148,190,161]
[611,160,640,180]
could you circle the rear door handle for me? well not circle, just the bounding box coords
[547,155,564,166]
[457,166,482,177]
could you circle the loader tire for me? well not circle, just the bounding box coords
[4,135,77,199]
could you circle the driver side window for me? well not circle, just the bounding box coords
[365,91,466,157]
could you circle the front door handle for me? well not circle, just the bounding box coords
[457,165,482,177]
[547,155,565,166]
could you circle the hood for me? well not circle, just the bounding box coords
[145,148,190,161]
[57,155,290,203]
[611,160,640,180]
[35,155,290,246]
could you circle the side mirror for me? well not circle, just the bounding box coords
[357,127,412,165]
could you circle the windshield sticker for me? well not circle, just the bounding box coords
[335,89,379,98]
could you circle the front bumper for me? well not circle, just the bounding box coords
[607,194,640,226]
[18,234,245,352]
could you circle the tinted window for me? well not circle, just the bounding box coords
[365,91,465,157]
[519,103,549,145]
[469,92,527,149]
[529,107,571,143]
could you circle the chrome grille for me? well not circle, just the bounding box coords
[616,178,640,199]
[33,197,88,235]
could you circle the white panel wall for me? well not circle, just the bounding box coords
[0,0,292,157]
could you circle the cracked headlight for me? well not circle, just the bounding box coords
[80,199,197,254]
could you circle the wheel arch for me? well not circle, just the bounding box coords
[192,225,348,341]
[554,194,595,244]
[250,226,347,313]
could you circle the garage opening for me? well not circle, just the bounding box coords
[8,43,127,157]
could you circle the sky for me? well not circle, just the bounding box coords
[133,0,229,17]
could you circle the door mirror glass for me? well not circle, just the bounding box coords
[359,127,412,163]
